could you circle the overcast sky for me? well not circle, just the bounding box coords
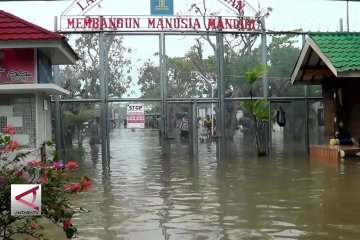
[1,0,358,97]
[1,0,358,31]
[2,0,357,62]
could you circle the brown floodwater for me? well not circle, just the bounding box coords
[65,128,360,240]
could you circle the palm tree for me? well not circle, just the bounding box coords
[241,65,272,156]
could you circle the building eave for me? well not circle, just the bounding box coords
[337,70,360,78]
[291,38,339,85]
[308,38,338,77]
[0,39,78,65]
[0,83,70,96]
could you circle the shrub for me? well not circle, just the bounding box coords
[0,124,92,239]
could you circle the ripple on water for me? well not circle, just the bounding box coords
[67,129,360,240]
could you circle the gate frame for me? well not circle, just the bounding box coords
[53,30,318,164]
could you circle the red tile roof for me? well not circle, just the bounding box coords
[0,10,64,41]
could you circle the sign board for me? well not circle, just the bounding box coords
[0,49,37,84]
[151,0,174,16]
[59,0,258,32]
[61,16,257,32]
[127,103,145,129]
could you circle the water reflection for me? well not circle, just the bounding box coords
[67,128,360,240]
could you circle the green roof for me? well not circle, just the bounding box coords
[309,32,360,72]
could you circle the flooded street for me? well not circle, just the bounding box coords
[70,128,360,240]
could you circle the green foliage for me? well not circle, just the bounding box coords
[253,99,270,121]
[241,99,275,121]
[229,53,258,75]
[137,60,161,98]
[241,101,254,116]
[243,64,270,121]
[138,56,212,98]
[244,65,268,86]
[64,109,96,128]
[267,35,302,97]
[63,108,98,147]
[0,125,92,239]
[241,65,271,155]
[60,34,132,99]
[268,36,300,77]
[241,99,273,121]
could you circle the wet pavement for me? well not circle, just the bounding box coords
[67,128,360,240]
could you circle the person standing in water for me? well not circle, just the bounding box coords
[89,117,100,146]
[156,115,164,139]
[180,113,189,139]
[203,114,212,137]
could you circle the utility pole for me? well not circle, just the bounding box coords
[261,16,268,99]
[346,0,350,31]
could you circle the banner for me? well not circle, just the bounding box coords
[127,103,145,129]
[61,15,257,32]
[0,49,37,84]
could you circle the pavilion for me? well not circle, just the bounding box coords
[291,32,360,161]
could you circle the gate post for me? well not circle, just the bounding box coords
[261,16,270,154]
[303,34,309,152]
[261,16,268,100]
[216,32,226,160]
[189,102,198,159]
[53,65,64,160]
[159,33,171,157]
[99,32,108,164]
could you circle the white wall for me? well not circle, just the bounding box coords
[35,93,52,148]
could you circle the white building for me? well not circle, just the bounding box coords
[0,10,77,149]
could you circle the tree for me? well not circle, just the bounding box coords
[187,1,272,140]
[63,108,98,148]
[60,34,133,99]
[266,35,320,150]
[137,3,308,143]
[267,35,302,97]
[241,65,272,156]
[138,55,211,129]
[137,56,208,98]
[137,59,161,98]
[267,35,322,97]
[59,34,132,146]
[0,125,92,239]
